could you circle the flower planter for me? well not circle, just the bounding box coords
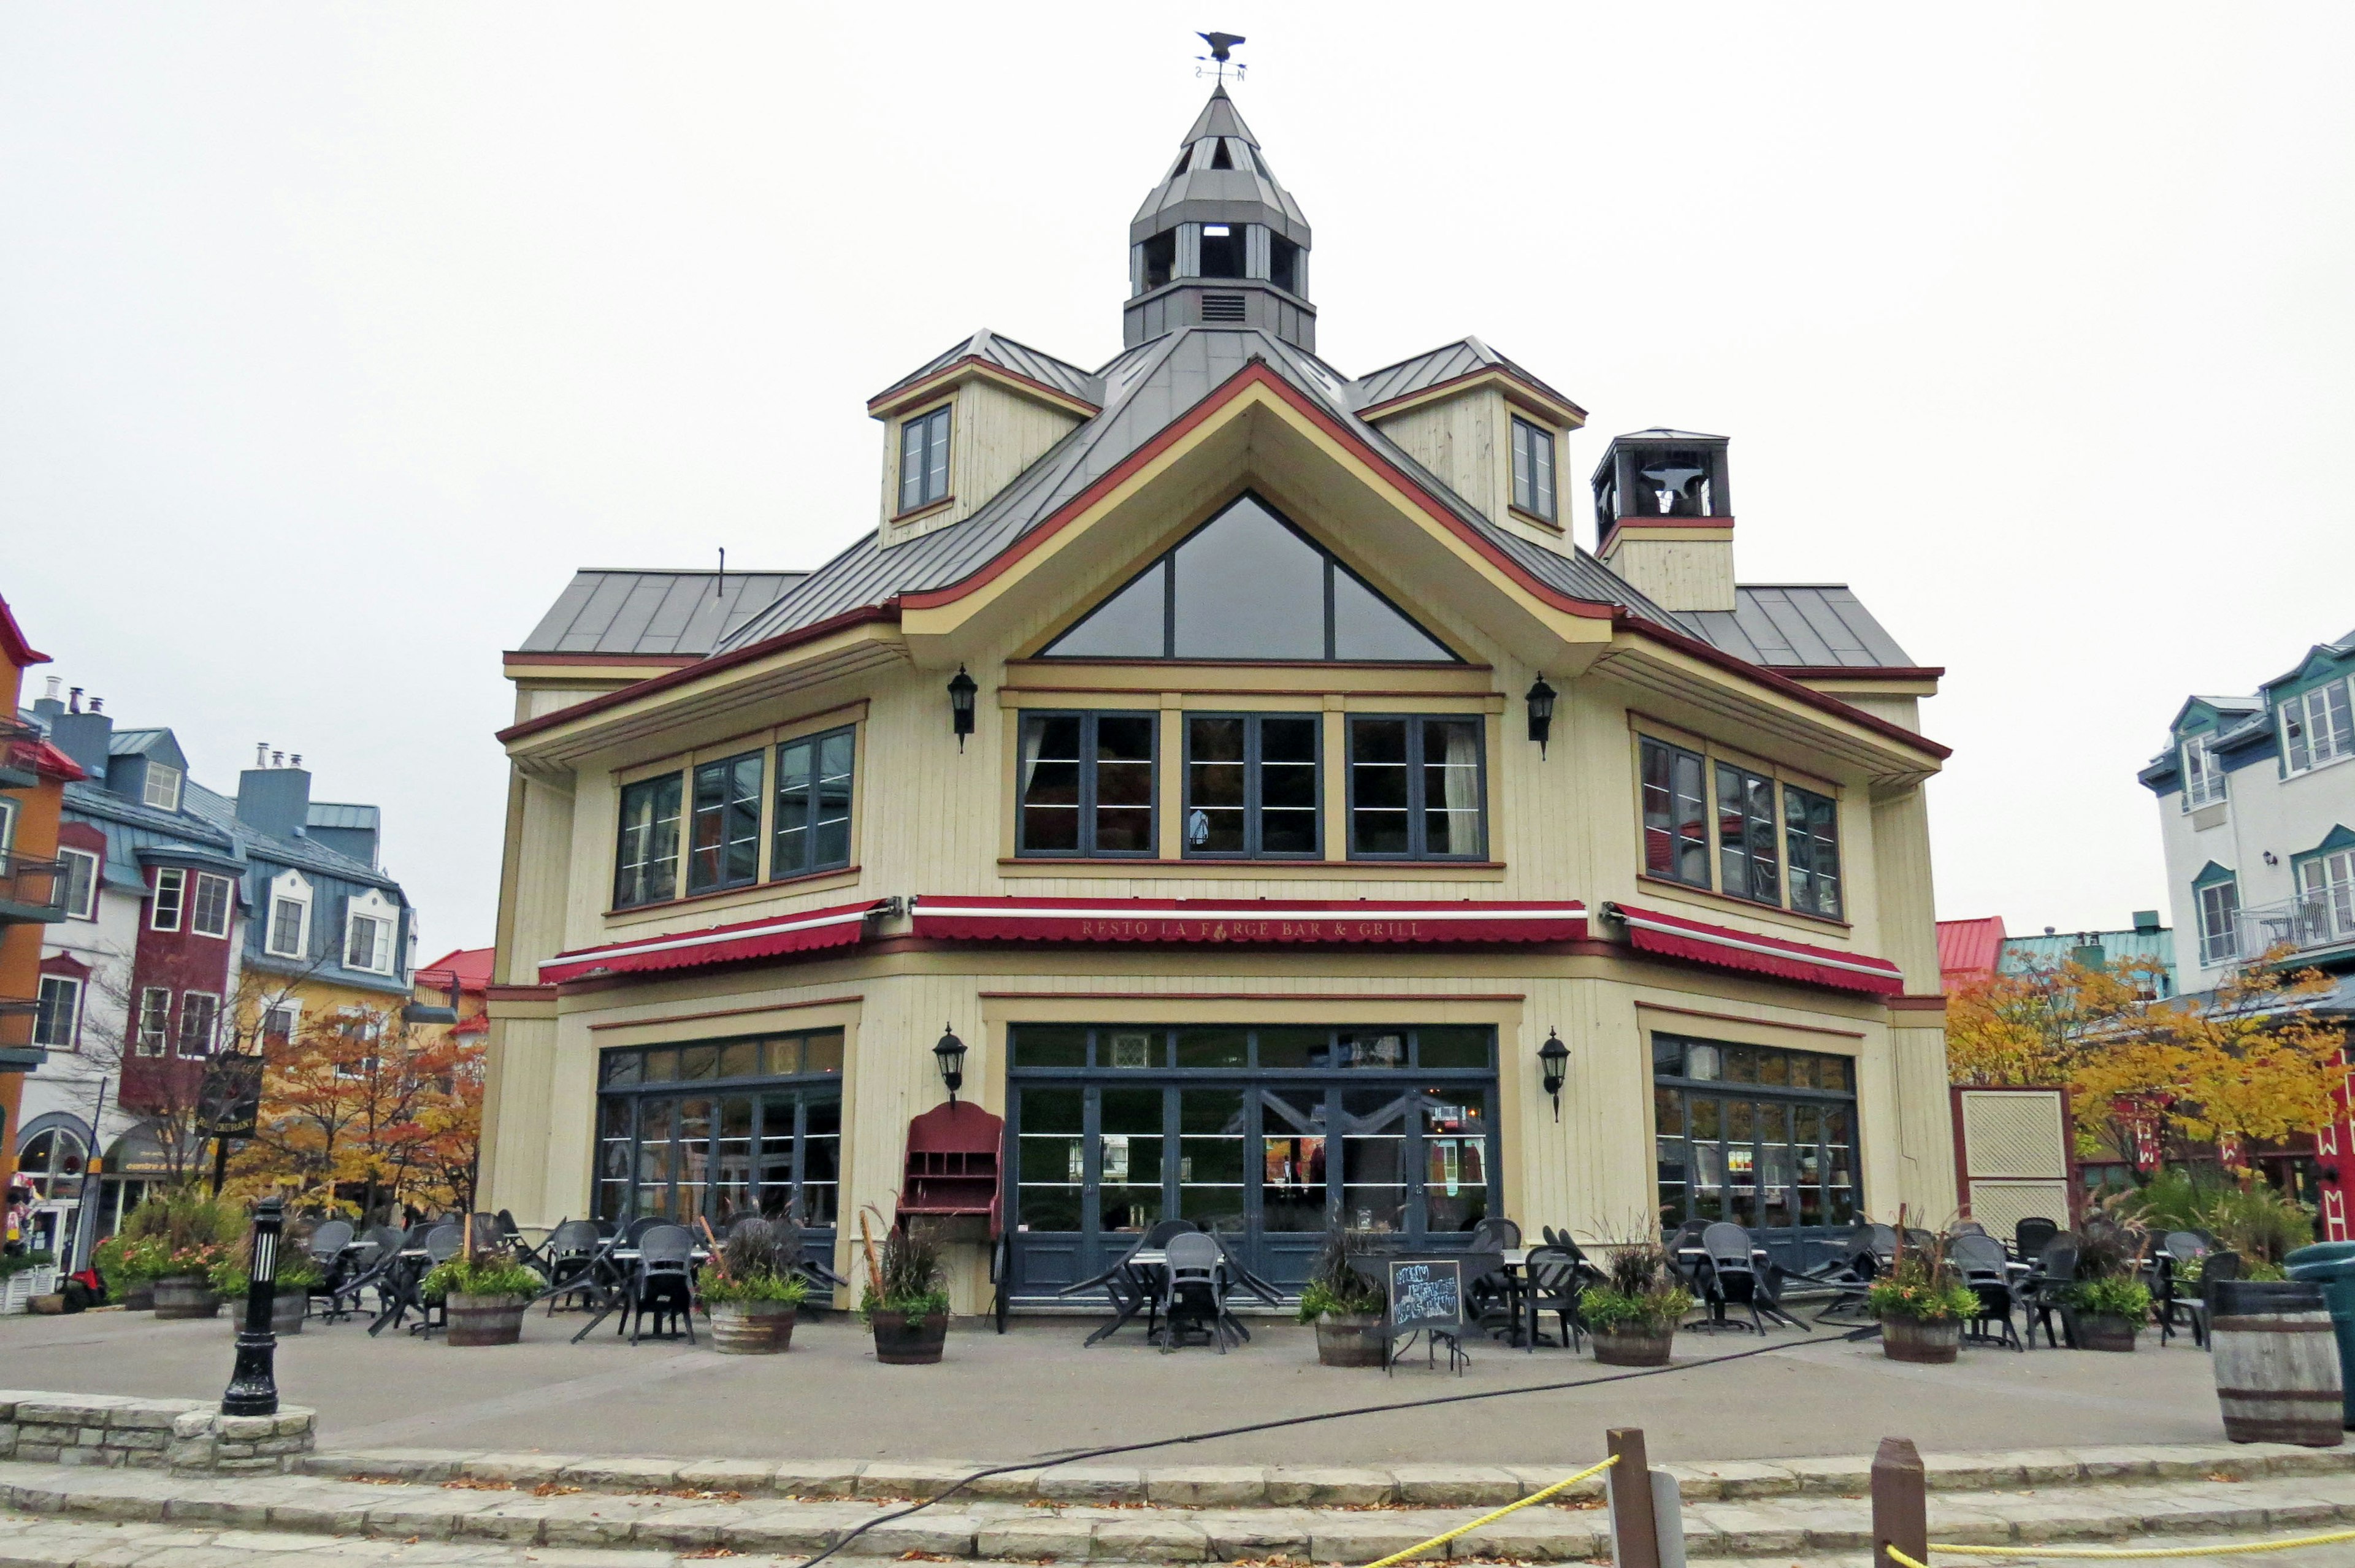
[1880,1315,1961,1364]
[2077,1313,2141,1352]
[710,1299,798,1355]
[871,1311,949,1364]
[446,1292,529,1347]
[1,1268,58,1317]
[1591,1326,1675,1367]
[223,1291,308,1337]
[151,1275,221,1320]
[1314,1312,1387,1367]
[121,1282,156,1312]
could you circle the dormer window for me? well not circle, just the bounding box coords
[1510,417,1556,521]
[2181,734,2226,808]
[1199,223,1246,278]
[2282,679,2354,774]
[143,762,182,811]
[897,405,951,514]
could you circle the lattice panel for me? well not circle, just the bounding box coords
[1966,1179,2072,1240]
[1959,1090,2068,1180]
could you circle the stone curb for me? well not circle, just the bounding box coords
[0,1391,316,1476]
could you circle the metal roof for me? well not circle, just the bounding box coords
[307,801,379,832]
[1680,586,1917,670]
[1351,337,1581,416]
[717,325,1689,655]
[105,727,175,758]
[518,570,809,657]
[1130,85,1310,246]
[2001,927,2177,983]
[181,781,395,889]
[1936,916,2007,985]
[870,329,1102,410]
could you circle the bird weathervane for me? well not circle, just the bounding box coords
[1196,31,1245,83]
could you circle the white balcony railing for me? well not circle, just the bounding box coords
[2234,885,2355,963]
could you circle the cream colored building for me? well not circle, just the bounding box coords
[481,86,1957,1310]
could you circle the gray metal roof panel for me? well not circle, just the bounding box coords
[870,329,1103,409]
[105,728,174,758]
[1130,86,1309,245]
[1680,586,1917,669]
[518,570,810,656]
[307,801,380,831]
[1350,338,1580,416]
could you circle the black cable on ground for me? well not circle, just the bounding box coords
[793,1324,1878,1568]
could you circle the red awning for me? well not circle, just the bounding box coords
[1605,901,1906,996]
[538,899,886,985]
[911,896,1586,946]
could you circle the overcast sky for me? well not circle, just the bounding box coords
[4,4,2351,956]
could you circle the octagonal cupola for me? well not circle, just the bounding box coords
[1125,86,1315,353]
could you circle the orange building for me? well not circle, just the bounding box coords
[1,597,85,1195]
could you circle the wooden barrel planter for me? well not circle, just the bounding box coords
[1880,1315,1961,1364]
[151,1276,220,1320]
[1591,1326,1675,1367]
[1314,1312,1386,1367]
[446,1292,528,1347]
[224,1291,309,1336]
[2076,1314,2140,1352]
[121,1283,155,1312]
[2212,1280,2345,1447]
[871,1312,949,1364]
[710,1300,797,1355]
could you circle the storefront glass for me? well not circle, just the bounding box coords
[1652,1033,1859,1271]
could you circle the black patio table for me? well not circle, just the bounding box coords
[558,1242,710,1344]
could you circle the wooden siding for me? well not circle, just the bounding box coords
[1371,386,1568,553]
[1598,536,1738,614]
[879,378,1086,547]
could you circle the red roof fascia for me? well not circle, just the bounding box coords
[911,895,1588,946]
[0,597,50,670]
[538,898,887,985]
[1936,916,2008,990]
[1607,901,1907,997]
[25,741,85,782]
[419,946,496,992]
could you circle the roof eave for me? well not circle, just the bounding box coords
[868,357,1101,421]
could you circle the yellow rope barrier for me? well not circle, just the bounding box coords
[1357,1453,1620,1568]
[1885,1525,2355,1564]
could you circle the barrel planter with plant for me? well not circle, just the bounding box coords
[1867,1234,1980,1364]
[113,1193,242,1318]
[2210,1279,2344,1447]
[1579,1240,1693,1367]
[212,1244,318,1336]
[422,1252,543,1347]
[1298,1232,1386,1367]
[702,1215,811,1355]
[860,1209,950,1364]
[93,1234,167,1311]
[2066,1216,2153,1352]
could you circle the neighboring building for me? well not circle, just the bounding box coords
[1936,916,2007,992]
[0,600,83,1211]
[413,946,492,1045]
[482,83,1961,1307]
[13,683,423,1264]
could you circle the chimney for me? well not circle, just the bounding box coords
[2132,909,2162,933]
[49,705,114,779]
[236,757,313,842]
[1591,429,1736,613]
[32,676,64,722]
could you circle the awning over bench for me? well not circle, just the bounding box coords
[538,898,887,985]
[1604,901,1905,996]
[910,897,1586,946]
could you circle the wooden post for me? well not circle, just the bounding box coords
[1871,1437,1928,1568]
[1607,1427,1661,1568]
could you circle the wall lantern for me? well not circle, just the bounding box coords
[1525,676,1557,758]
[933,1023,968,1104]
[947,666,978,751]
[1537,1028,1570,1122]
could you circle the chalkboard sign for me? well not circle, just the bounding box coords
[1386,1257,1464,1334]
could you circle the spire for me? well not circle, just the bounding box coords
[1124,86,1315,354]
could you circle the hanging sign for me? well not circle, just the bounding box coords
[196,1053,266,1139]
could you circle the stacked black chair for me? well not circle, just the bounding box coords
[2023,1237,2080,1348]
[627,1224,699,1344]
[540,1220,605,1314]
[2013,1217,2060,1263]
[1951,1232,2022,1350]
[1518,1245,1587,1352]
[305,1219,356,1323]
[1156,1231,1233,1353]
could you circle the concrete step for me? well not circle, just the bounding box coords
[9,1455,2355,1563]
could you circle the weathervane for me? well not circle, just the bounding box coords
[1195,31,1246,83]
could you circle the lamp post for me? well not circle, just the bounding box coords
[1525,676,1557,758]
[1537,1028,1569,1123]
[946,667,978,751]
[220,1196,282,1417]
[933,1024,968,1105]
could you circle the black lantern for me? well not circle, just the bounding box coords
[947,666,978,751]
[1537,1028,1570,1123]
[220,1195,283,1417]
[1525,675,1557,758]
[933,1023,968,1104]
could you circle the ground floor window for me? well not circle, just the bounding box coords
[1653,1034,1859,1269]
[1008,1023,1498,1298]
[593,1029,843,1236]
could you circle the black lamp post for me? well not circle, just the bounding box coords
[933,1024,968,1104]
[1525,676,1557,758]
[220,1195,282,1417]
[1537,1028,1570,1123]
[947,666,978,751]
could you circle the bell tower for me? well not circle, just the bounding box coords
[1592,429,1737,613]
[1125,86,1315,353]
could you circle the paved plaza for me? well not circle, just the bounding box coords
[1,1306,2232,1467]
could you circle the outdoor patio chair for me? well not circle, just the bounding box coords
[1206,1230,1283,1316]
[2013,1217,2059,1263]
[540,1219,604,1314]
[1518,1245,1586,1352]
[1463,1247,1520,1341]
[1155,1231,1231,1353]
[1692,1221,1771,1333]
[2023,1239,2079,1348]
[2178,1249,2241,1350]
[624,1223,698,1345]
[1469,1217,1522,1251]
[339,1223,407,1320]
[1950,1220,1988,1238]
[623,1215,669,1247]
[305,1219,356,1321]
[1060,1222,1196,1346]
[407,1223,464,1336]
[1950,1232,2021,1351]
[1805,1223,1896,1323]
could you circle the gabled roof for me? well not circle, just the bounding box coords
[868,330,1103,414]
[1936,915,2007,989]
[2259,628,2355,692]
[1351,337,1586,424]
[107,727,184,764]
[718,325,1687,655]
[181,780,399,891]
[517,570,810,657]
[1682,586,1920,671]
[418,945,494,991]
[0,597,49,670]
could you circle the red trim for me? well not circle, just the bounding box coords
[39,952,92,980]
[497,605,901,744]
[867,356,1101,417]
[501,651,700,670]
[911,895,1586,946]
[1769,666,1947,683]
[0,597,50,669]
[538,899,887,984]
[1604,901,1905,997]
[10,740,85,782]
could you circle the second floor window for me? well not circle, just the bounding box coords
[137,987,171,1055]
[898,405,951,513]
[268,894,308,957]
[2182,733,2226,808]
[58,848,98,919]
[2198,877,2240,966]
[1184,714,1320,858]
[142,762,182,811]
[34,974,80,1050]
[346,912,388,973]
[1347,716,1485,860]
[1018,712,1156,857]
[150,867,186,931]
[775,727,856,879]
[614,774,683,908]
[1641,738,1709,887]
[687,752,763,894]
[2283,679,2354,774]
[1510,416,1557,521]
[1715,763,1780,904]
[1640,733,1842,917]
[1784,786,1843,919]
[190,872,234,938]
[177,990,220,1057]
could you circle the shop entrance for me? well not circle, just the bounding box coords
[1006,1023,1499,1300]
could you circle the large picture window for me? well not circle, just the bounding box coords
[1347,716,1484,860]
[1184,714,1319,858]
[687,752,763,895]
[1641,737,1709,887]
[1638,733,1842,917]
[773,727,855,879]
[614,774,683,909]
[1653,1034,1858,1271]
[1017,711,1157,857]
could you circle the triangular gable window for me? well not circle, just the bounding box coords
[1043,493,1457,662]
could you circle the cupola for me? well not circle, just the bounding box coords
[1592,429,1736,613]
[1125,86,1314,353]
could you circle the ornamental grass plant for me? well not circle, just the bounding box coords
[1295,1230,1385,1323]
[1577,1239,1693,1333]
[1866,1240,1981,1321]
[702,1216,813,1307]
[2064,1206,2154,1325]
[858,1210,949,1326]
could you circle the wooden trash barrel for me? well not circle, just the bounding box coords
[446,1291,527,1347]
[2211,1280,2345,1447]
